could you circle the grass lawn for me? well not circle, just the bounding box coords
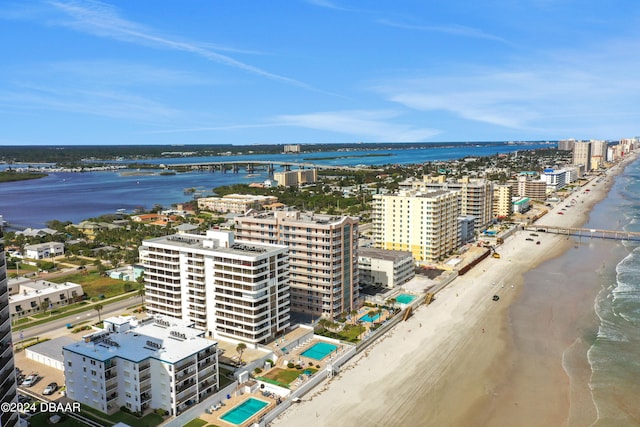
[260,367,317,385]
[219,367,235,388]
[183,419,208,427]
[80,404,164,427]
[50,271,141,298]
[316,324,365,342]
[110,411,164,427]
[28,412,87,426]
[32,301,89,319]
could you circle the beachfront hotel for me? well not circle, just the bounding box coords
[0,244,20,427]
[372,189,462,263]
[412,176,494,230]
[140,230,290,344]
[63,315,218,416]
[234,210,359,319]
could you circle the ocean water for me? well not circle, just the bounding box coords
[587,160,640,426]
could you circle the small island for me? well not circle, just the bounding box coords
[0,170,47,183]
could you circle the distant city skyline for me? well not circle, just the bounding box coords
[1,1,639,146]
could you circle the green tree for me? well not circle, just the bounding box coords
[94,304,104,322]
[236,343,247,364]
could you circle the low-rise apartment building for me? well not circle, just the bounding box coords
[8,279,83,318]
[63,315,218,417]
[23,242,64,260]
[358,247,414,289]
[196,194,278,214]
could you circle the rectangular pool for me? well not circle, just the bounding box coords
[220,397,269,425]
[300,342,338,360]
[396,293,416,305]
[359,312,380,322]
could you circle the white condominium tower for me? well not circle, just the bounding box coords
[234,210,359,320]
[0,243,19,427]
[140,230,290,345]
[372,189,461,263]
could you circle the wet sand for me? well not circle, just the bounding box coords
[274,153,638,427]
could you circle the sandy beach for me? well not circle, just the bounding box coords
[273,153,638,427]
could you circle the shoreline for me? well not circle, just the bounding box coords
[273,152,639,427]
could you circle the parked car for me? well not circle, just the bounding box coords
[43,382,58,395]
[21,374,39,387]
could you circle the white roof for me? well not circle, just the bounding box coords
[63,316,216,364]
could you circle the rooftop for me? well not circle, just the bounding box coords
[358,247,413,261]
[63,316,217,364]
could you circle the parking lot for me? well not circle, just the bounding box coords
[14,350,66,400]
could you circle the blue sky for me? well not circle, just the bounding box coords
[1,0,639,146]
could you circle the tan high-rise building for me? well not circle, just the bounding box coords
[572,141,592,170]
[493,184,513,218]
[372,189,461,263]
[234,210,359,319]
[412,176,493,230]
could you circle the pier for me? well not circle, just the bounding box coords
[524,225,640,242]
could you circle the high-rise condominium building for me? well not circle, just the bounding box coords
[493,184,513,218]
[372,189,461,263]
[572,141,592,171]
[413,176,493,230]
[0,244,19,427]
[140,230,290,344]
[234,210,359,319]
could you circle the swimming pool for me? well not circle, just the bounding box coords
[220,397,269,425]
[396,293,416,304]
[300,342,338,360]
[359,312,381,322]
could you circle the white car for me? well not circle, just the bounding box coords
[21,374,39,387]
[43,382,58,395]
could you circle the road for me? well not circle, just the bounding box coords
[12,296,139,342]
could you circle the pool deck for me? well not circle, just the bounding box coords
[201,392,277,427]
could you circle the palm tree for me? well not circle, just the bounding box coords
[236,343,247,364]
[137,288,145,304]
[94,304,104,322]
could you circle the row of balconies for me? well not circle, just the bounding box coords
[147,304,182,315]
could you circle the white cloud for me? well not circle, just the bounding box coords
[372,37,640,137]
[274,110,439,142]
[39,0,318,90]
[377,19,511,45]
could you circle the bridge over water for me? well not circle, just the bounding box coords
[167,160,381,173]
[524,225,640,242]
